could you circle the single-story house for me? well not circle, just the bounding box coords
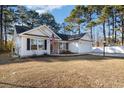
[12,25,92,57]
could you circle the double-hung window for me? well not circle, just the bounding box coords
[31,39,37,50]
[37,39,45,50]
[27,38,47,50]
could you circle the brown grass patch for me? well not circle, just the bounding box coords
[0,54,124,88]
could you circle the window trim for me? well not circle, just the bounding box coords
[27,38,47,51]
[37,39,45,50]
[30,38,38,50]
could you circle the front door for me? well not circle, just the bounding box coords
[50,41,59,54]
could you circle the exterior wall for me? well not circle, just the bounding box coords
[69,40,92,54]
[78,40,92,53]
[18,35,50,57]
[68,41,79,53]
[16,35,92,57]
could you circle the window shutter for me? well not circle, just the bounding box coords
[44,40,47,50]
[66,43,68,50]
[27,38,30,50]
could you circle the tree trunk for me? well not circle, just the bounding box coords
[121,15,124,46]
[91,27,93,40]
[112,14,115,45]
[4,14,7,48]
[78,24,80,34]
[108,18,111,44]
[0,5,3,51]
[103,21,106,42]
[96,29,99,47]
[122,31,124,46]
[114,15,117,44]
[114,31,117,44]
[89,13,93,40]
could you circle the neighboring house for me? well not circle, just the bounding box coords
[12,25,92,57]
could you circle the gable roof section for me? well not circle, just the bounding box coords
[15,25,62,40]
[15,25,87,41]
[56,33,86,41]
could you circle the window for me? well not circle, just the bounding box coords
[59,43,66,50]
[59,43,63,50]
[66,43,68,50]
[31,39,37,50]
[30,39,47,50]
[37,39,45,50]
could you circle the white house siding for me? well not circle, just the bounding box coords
[78,40,92,53]
[69,40,92,54]
[27,28,48,37]
[18,35,50,57]
[68,41,80,53]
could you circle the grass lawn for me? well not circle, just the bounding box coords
[0,54,124,88]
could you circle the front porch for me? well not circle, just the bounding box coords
[50,40,73,54]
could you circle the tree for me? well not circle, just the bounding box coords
[98,6,110,42]
[0,5,3,50]
[15,6,29,26]
[114,5,124,45]
[3,6,13,48]
[39,12,60,32]
[86,6,95,40]
[65,6,86,34]
[64,24,73,31]
[27,10,40,28]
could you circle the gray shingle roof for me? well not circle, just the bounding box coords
[15,25,31,34]
[56,33,86,41]
[15,25,86,40]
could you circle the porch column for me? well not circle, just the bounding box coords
[58,40,60,54]
[47,39,50,54]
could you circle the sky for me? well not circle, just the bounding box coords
[51,5,74,23]
[26,5,74,24]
